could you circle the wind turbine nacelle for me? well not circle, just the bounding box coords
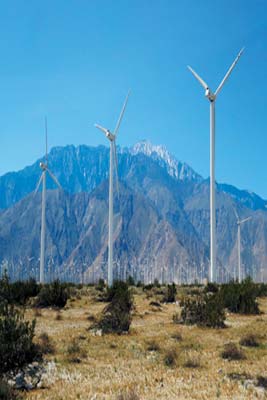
[205,89,215,102]
[40,162,47,170]
[106,131,115,141]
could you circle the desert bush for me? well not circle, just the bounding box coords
[256,376,267,389]
[239,333,259,347]
[126,276,135,286]
[66,339,86,363]
[36,280,69,308]
[37,332,55,354]
[153,278,160,288]
[0,303,38,373]
[204,282,219,293]
[67,340,81,355]
[183,356,200,368]
[97,281,134,334]
[0,379,22,400]
[220,278,259,314]
[180,293,225,328]
[163,283,177,303]
[0,273,39,306]
[146,340,160,352]
[55,311,62,321]
[221,342,246,361]
[164,348,177,367]
[96,278,105,292]
[257,283,267,297]
[87,314,96,322]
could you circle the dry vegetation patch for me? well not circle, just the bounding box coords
[21,288,267,400]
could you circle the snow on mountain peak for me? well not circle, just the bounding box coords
[130,140,202,182]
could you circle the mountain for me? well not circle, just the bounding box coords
[128,140,203,182]
[0,141,267,283]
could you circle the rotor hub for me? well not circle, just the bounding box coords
[205,89,216,102]
[106,131,115,141]
[40,162,47,170]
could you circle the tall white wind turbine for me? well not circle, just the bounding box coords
[35,118,62,284]
[188,48,244,282]
[233,208,251,283]
[94,91,130,287]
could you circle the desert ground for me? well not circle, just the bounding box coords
[23,286,267,400]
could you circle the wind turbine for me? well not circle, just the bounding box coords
[188,48,244,282]
[233,208,251,283]
[94,91,130,287]
[35,117,62,284]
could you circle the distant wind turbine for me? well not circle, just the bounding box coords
[35,117,62,284]
[233,208,251,283]
[94,91,130,287]
[187,48,244,282]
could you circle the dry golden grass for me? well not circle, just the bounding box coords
[23,289,267,400]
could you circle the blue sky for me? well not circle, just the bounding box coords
[0,0,266,197]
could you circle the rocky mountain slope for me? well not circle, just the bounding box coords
[0,141,266,283]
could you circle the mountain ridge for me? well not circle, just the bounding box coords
[0,141,267,283]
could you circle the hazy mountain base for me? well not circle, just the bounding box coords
[22,287,267,400]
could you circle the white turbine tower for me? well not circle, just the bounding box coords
[35,118,62,284]
[188,48,244,282]
[94,91,130,287]
[233,208,251,283]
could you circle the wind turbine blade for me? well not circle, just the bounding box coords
[47,169,62,189]
[45,116,48,165]
[34,173,43,195]
[215,47,244,96]
[232,206,239,221]
[187,66,209,90]
[94,123,108,135]
[113,90,130,137]
[240,216,252,224]
[112,141,120,199]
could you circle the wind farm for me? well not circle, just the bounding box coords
[0,1,267,399]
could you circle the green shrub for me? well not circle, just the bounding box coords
[96,279,105,292]
[0,273,39,306]
[36,280,69,308]
[221,278,260,314]
[0,379,22,400]
[143,283,154,291]
[126,276,135,286]
[180,293,225,328]
[163,283,177,303]
[204,282,219,293]
[221,342,246,361]
[0,303,38,374]
[257,283,267,297]
[97,281,133,334]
